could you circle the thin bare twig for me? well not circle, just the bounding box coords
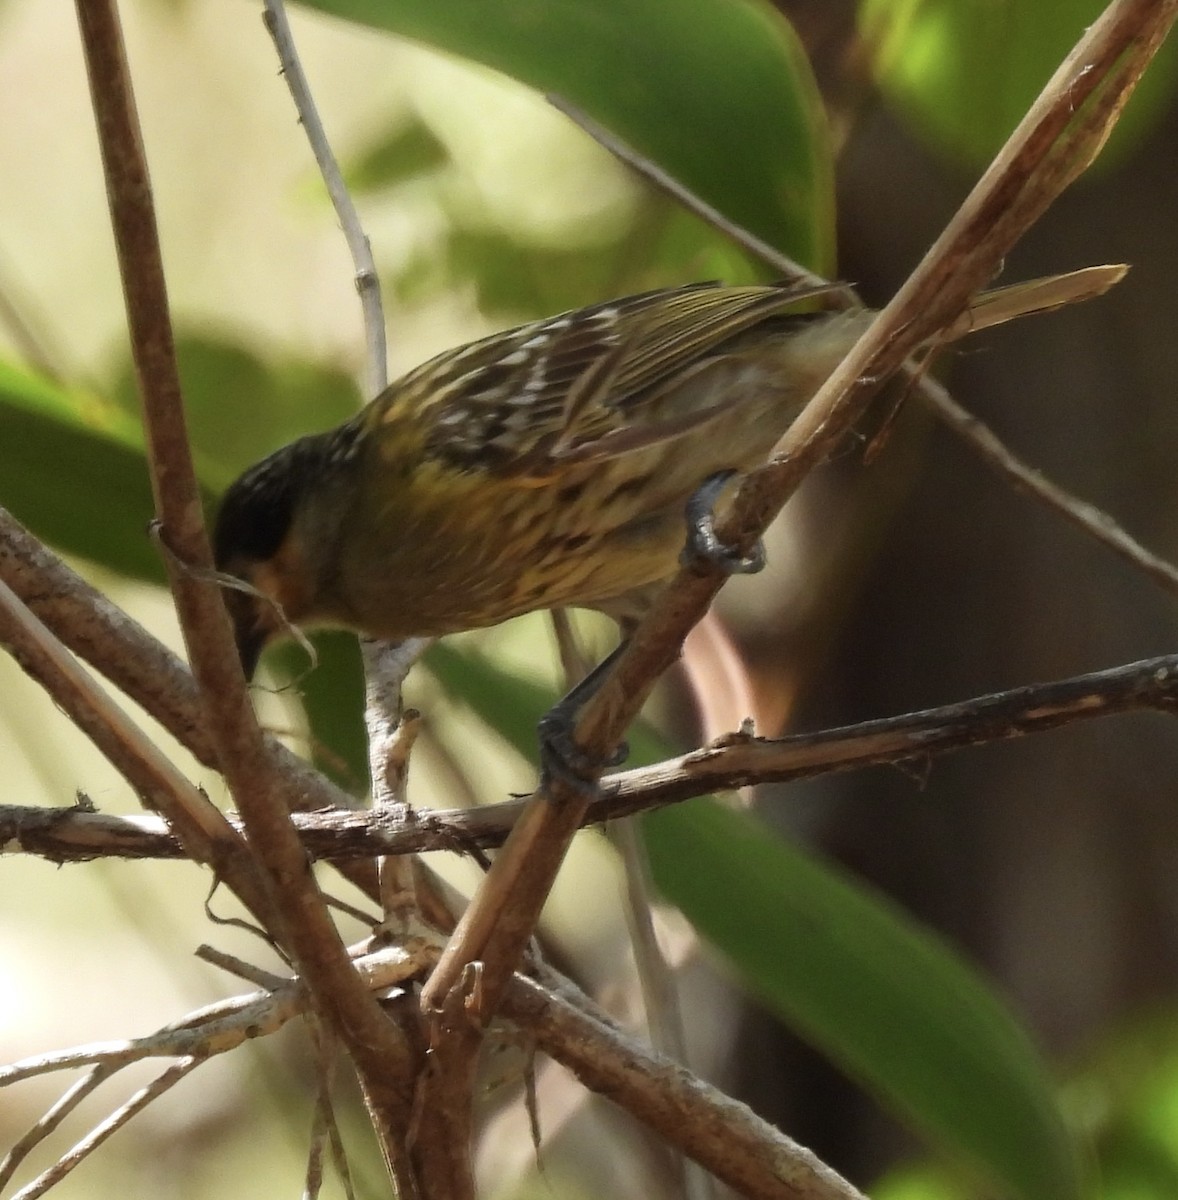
[550,611,713,1200]
[917,375,1178,598]
[195,944,290,991]
[261,5,451,1187]
[304,1022,356,1200]
[0,1065,115,1191]
[0,940,431,1097]
[10,1058,201,1200]
[10,644,1178,865]
[547,95,833,296]
[607,816,716,1200]
[261,2,386,396]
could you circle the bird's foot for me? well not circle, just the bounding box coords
[537,643,630,800]
[680,470,766,576]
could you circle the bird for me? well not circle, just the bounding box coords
[212,274,1107,677]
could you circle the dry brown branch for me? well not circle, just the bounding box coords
[501,976,868,1200]
[8,645,1178,866]
[0,508,371,833]
[0,576,272,919]
[421,0,1178,1040]
[73,0,417,1182]
[71,3,266,800]
[0,502,382,899]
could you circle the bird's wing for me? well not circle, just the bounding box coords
[394,282,840,475]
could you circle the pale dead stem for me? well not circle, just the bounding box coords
[0,934,867,1200]
[2,1060,201,1200]
[0,941,429,1199]
[7,645,1178,865]
[261,0,479,1186]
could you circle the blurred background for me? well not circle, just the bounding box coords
[3,2,1178,1198]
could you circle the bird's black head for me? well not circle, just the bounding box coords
[213,436,331,677]
[214,440,314,569]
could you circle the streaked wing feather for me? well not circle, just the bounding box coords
[548,398,734,465]
[407,281,839,473]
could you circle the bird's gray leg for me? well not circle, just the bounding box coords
[537,640,629,797]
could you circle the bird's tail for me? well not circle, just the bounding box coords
[945,264,1127,340]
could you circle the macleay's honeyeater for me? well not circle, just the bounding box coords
[213,277,1083,676]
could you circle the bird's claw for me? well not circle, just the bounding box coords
[536,642,630,801]
[537,714,628,800]
[680,471,766,576]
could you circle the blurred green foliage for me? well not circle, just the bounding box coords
[304,0,836,272]
[646,799,1085,1200]
[860,0,1178,170]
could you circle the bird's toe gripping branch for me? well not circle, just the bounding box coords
[680,470,766,576]
[537,642,630,800]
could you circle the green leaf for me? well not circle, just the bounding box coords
[393,203,767,322]
[426,638,669,769]
[0,359,166,582]
[0,339,354,584]
[110,332,362,489]
[300,0,834,272]
[426,639,552,760]
[394,226,639,321]
[644,799,1088,1200]
[272,631,370,793]
[859,0,1178,170]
